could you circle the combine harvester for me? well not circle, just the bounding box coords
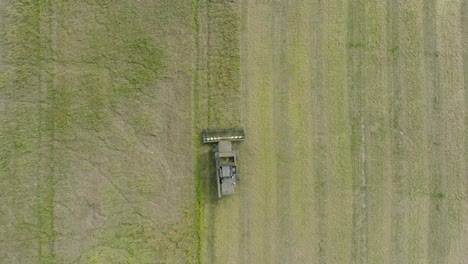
[203,128,245,198]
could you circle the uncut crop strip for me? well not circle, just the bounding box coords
[196,0,243,263]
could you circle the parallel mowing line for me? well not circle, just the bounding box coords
[422,1,447,263]
[434,1,466,262]
[386,0,407,262]
[347,0,368,263]
[310,1,326,263]
[322,1,353,263]
[242,3,276,262]
[287,2,315,261]
[271,2,292,262]
[364,2,393,262]
[398,2,430,262]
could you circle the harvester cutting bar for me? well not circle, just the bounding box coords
[203,128,245,143]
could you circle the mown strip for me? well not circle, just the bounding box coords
[346,0,368,262]
[423,1,446,263]
[432,1,466,262]
[310,1,327,263]
[363,2,393,263]
[321,1,354,262]
[285,1,316,261]
[271,2,292,262]
[386,0,407,262]
[192,0,205,263]
[395,1,430,263]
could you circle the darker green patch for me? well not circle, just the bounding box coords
[424,51,439,57]
[432,192,445,199]
[389,46,399,54]
[347,42,365,49]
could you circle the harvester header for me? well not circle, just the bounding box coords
[203,128,245,144]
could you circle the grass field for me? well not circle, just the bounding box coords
[0,0,467,263]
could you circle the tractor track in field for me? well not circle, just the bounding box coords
[387,1,411,262]
[395,2,431,262]
[310,2,327,263]
[432,2,466,261]
[347,0,368,263]
[272,2,292,262]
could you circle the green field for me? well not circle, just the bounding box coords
[1,0,467,263]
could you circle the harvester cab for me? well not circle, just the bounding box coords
[203,128,245,198]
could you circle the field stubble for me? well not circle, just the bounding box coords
[197,0,468,263]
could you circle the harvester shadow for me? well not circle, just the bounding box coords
[200,144,220,263]
[201,144,220,203]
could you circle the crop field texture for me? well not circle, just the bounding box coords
[1,1,197,263]
[0,0,467,263]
